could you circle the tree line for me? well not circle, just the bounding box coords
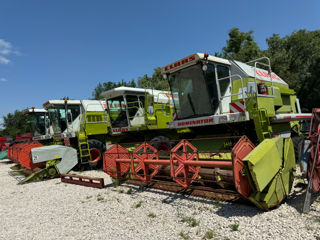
[1,28,320,137]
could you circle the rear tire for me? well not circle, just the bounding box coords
[292,135,304,164]
[88,139,105,168]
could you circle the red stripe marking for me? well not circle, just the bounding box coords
[230,103,244,113]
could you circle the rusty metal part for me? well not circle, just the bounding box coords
[61,174,104,189]
[126,178,241,202]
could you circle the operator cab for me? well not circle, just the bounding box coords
[24,108,49,139]
[43,100,81,138]
[101,86,173,133]
[102,87,147,132]
[162,53,232,120]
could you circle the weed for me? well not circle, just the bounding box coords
[313,216,320,223]
[180,216,199,227]
[135,200,143,208]
[126,188,132,194]
[204,230,215,239]
[148,213,156,218]
[229,223,239,231]
[179,231,190,240]
[86,195,92,199]
[118,189,124,194]
[213,199,220,209]
[97,194,104,201]
[306,225,314,231]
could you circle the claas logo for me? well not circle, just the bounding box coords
[163,55,196,72]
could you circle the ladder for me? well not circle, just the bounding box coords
[77,132,91,164]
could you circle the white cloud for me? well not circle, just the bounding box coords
[0,56,10,64]
[0,77,7,82]
[0,39,13,55]
[0,38,19,65]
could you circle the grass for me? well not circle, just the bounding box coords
[86,195,92,199]
[180,216,199,227]
[135,200,143,208]
[213,199,221,209]
[126,188,132,194]
[313,216,320,223]
[97,194,104,201]
[118,189,124,194]
[204,230,215,239]
[179,231,190,240]
[229,223,239,231]
[148,213,156,218]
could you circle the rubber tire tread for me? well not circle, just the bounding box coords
[292,135,304,164]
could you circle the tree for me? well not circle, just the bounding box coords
[222,28,262,62]
[265,30,320,111]
[0,110,29,138]
[137,67,169,90]
[92,80,136,100]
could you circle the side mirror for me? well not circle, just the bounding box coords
[45,119,50,129]
[67,112,72,123]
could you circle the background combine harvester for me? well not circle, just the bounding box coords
[0,136,11,160]
[11,87,176,183]
[7,108,48,165]
[103,53,319,210]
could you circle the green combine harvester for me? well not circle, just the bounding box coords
[103,53,319,210]
[14,87,176,183]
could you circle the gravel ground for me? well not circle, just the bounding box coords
[0,159,319,240]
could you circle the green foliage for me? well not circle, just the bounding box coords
[0,110,29,138]
[148,213,156,218]
[264,29,320,111]
[221,28,320,111]
[179,231,190,240]
[180,215,199,227]
[204,230,215,239]
[134,200,143,208]
[92,80,136,100]
[229,223,239,231]
[137,67,169,90]
[222,28,262,62]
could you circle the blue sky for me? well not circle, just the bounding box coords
[0,0,319,125]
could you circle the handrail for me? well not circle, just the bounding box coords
[247,56,275,97]
[217,74,245,114]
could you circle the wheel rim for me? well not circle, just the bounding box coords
[89,148,101,163]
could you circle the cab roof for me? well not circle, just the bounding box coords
[23,108,47,114]
[101,86,173,104]
[162,52,287,85]
[43,100,81,108]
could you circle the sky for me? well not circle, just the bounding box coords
[0,0,319,125]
